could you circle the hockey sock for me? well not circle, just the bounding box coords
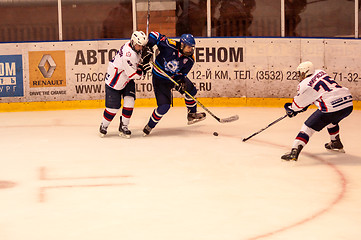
[122,96,135,126]
[147,104,170,128]
[326,123,340,141]
[292,124,315,148]
[185,94,197,113]
[102,108,118,127]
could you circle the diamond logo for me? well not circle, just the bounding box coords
[38,54,56,78]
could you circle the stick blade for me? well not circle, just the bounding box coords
[220,115,239,123]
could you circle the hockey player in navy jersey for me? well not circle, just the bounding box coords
[99,31,150,138]
[282,61,353,161]
[142,32,206,136]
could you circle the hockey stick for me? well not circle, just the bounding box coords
[151,62,239,123]
[146,0,150,35]
[242,114,287,142]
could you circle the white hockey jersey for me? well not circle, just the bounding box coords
[105,41,142,90]
[291,70,353,113]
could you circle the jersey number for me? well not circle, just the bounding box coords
[313,76,342,92]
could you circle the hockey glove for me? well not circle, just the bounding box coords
[284,103,298,118]
[138,62,152,74]
[175,79,186,94]
[300,105,310,112]
[141,47,153,65]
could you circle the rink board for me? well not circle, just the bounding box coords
[0,37,360,111]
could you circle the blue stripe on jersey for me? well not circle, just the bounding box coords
[320,99,328,112]
[109,70,122,88]
[333,100,353,108]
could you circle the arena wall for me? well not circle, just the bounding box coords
[0,38,360,111]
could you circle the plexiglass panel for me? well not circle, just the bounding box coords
[294,0,354,37]
[0,0,359,42]
[62,0,132,40]
[176,0,208,37]
[0,1,58,42]
[211,0,256,36]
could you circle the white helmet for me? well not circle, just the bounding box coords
[297,61,315,78]
[131,31,148,47]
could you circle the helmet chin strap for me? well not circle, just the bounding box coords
[130,41,141,54]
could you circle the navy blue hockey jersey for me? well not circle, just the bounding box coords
[148,31,195,83]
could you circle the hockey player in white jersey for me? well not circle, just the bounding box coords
[282,61,353,161]
[99,31,150,138]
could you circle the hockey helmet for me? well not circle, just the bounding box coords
[297,61,315,80]
[130,31,148,53]
[180,34,195,47]
[180,34,195,56]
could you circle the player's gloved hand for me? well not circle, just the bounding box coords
[175,79,186,94]
[300,105,309,112]
[284,103,298,118]
[138,62,152,74]
[141,47,153,65]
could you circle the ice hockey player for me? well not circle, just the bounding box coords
[282,61,353,161]
[99,30,150,138]
[142,32,206,136]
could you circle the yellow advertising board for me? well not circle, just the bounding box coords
[28,51,66,88]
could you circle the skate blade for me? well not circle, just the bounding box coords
[187,117,206,125]
[119,132,131,139]
[100,133,106,138]
[142,131,150,137]
[326,148,345,153]
[281,158,298,162]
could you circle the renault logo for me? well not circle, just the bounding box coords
[38,54,56,78]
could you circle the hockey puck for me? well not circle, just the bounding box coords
[213,132,218,136]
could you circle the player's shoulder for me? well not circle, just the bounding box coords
[150,31,178,47]
[122,42,139,62]
[166,38,177,47]
[149,31,161,39]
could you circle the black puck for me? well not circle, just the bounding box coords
[213,132,218,136]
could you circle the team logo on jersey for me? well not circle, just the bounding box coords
[183,59,188,64]
[126,52,131,57]
[164,60,179,74]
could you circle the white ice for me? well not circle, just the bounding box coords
[0,107,360,240]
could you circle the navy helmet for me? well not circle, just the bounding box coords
[180,34,195,47]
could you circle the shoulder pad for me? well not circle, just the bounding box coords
[167,38,177,47]
[150,31,160,40]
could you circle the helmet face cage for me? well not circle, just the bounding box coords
[130,31,148,53]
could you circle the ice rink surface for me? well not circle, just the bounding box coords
[1,106,361,240]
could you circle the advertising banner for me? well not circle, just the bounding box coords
[0,37,360,104]
[0,54,24,98]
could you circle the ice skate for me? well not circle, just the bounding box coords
[187,111,206,125]
[143,124,153,136]
[281,145,303,161]
[119,119,131,139]
[325,135,345,153]
[99,123,108,138]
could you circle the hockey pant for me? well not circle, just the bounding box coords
[102,83,135,128]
